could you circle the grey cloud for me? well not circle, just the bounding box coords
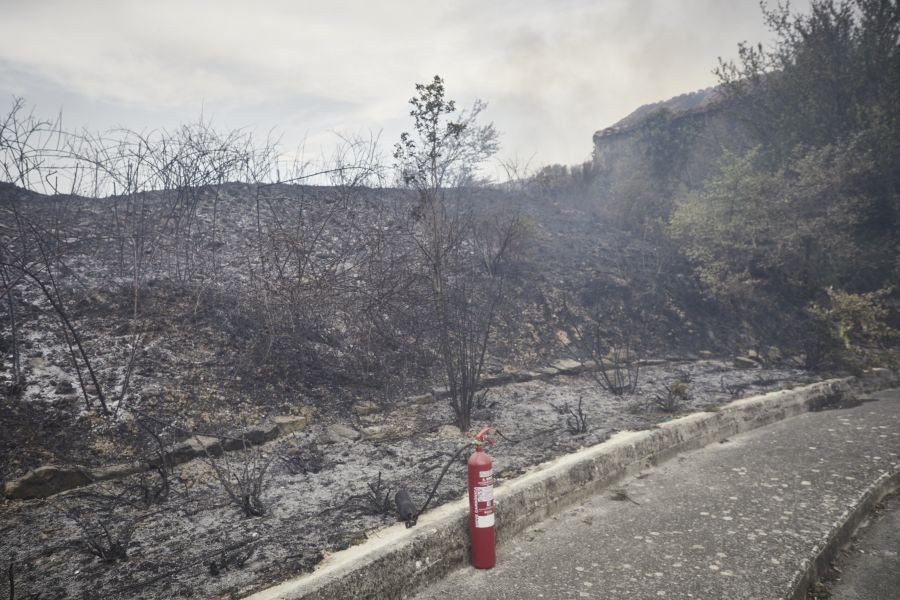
[0,0,807,168]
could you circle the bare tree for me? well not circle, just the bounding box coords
[0,97,65,397]
[394,76,528,431]
[563,302,641,397]
[0,97,64,192]
[204,438,275,518]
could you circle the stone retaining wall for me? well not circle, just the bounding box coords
[1,410,313,500]
[0,356,618,500]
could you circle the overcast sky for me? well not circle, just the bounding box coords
[0,0,805,173]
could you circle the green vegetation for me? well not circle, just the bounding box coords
[578,0,899,370]
[669,143,871,303]
[665,0,900,369]
[808,287,900,373]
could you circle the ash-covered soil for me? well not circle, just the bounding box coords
[0,360,814,600]
[1,182,817,598]
[0,182,759,482]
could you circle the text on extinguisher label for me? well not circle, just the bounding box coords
[474,469,494,528]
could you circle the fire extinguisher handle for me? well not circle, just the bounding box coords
[475,426,494,445]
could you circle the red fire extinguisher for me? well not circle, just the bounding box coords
[468,426,496,569]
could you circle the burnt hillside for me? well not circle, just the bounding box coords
[0,180,750,480]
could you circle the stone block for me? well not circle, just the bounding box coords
[407,393,434,405]
[537,366,559,379]
[363,425,404,443]
[353,401,380,417]
[326,424,361,443]
[273,415,310,436]
[734,356,761,369]
[551,359,583,374]
[2,465,92,500]
[91,462,146,482]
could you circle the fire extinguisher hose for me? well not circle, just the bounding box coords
[413,442,470,523]
[492,428,520,444]
[407,426,532,525]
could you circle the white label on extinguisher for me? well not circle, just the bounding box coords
[475,484,493,504]
[475,513,495,528]
[474,468,494,528]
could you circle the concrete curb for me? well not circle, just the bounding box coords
[243,369,899,600]
[787,418,900,599]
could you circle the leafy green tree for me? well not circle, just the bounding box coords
[716,0,899,158]
[670,0,899,368]
[715,0,899,247]
[670,144,871,303]
[394,75,498,191]
[808,287,900,372]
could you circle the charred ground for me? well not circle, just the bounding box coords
[0,178,817,599]
[0,181,762,480]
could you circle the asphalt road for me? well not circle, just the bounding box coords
[828,490,900,599]
[411,388,900,600]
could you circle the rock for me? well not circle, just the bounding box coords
[238,427,276,446]
[2,465,92,499]
[407,393,434,405]
[765,346,783,363]
[537,366,559,379]
[273,415,310,436]
[698,350,714,358]
[747,349,760,360]
[189,435,225,456]
[54,381,75,395]
[167,435,223,464]
[326,424,361,443]
[551,359,583,374]
[437,424,466,439]
[138,384,164,399]
[219,436,248,452]
[513,370,540,382]
[352,401,380,417]
[431,386,451,399]
[734,356,761,369]
[481,372,516,387]
[90,462,146,482]
[638,358,667,367]
[363,425,404,442]
[177,459,217,486]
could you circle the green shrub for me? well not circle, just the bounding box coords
[807,287,899,373]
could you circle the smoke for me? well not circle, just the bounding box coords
[0,0,797,169]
